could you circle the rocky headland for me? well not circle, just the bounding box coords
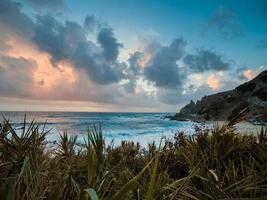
[172,70,267,124]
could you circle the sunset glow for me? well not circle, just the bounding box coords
[0,0,266,112]
[207,74,220,90]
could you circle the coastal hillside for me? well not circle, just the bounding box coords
[173,70,267,123]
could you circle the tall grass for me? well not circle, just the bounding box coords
[0,117,267,199]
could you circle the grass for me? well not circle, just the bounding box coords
[0,116,267,199]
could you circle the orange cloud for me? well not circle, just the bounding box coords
[243,69,255,80]
[5,37,77,97]
[207,73,220,90]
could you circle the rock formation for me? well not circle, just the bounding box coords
[172,70,267,123]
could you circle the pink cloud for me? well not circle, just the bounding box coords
[207,73,220,90]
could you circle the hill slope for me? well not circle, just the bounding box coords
[172,70,267,123]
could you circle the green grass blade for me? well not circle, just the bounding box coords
[84,188,99,200]
[145,153,159,200]
[109,156,156,200]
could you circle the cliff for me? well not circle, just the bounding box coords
[172,70,267,123]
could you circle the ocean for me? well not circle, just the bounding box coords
[0,112,199,146]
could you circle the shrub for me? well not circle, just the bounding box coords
[0,117,267,199]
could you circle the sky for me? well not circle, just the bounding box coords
[0,0,266,112]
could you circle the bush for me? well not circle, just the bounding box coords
[0,117,267,199]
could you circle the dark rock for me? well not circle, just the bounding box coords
[173,70,267,122]
[252,88,267,101]
[236,82,256,93]
[180,100,196,115]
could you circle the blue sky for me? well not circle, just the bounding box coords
[65,0,267,54]
[0,0,266,112]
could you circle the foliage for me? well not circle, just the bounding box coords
[0,117,267,199]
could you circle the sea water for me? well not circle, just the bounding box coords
[0,112,199,146]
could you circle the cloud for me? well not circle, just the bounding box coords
[128,51,143,74]
[0,56,37,97]
[33,15,73,64]
[84,15,99,33]
[0,0,125,104]
[207,73,220,90]
[0,0,126,86]
[26,0,65,10]
[0,0,34,38]
[144,38,186,89]
[122,52,144,93]
[207,6,243,39]
[157,83,214,105]
[0,0,259,111]
[243,69,256,80]
[0,0,130,107]
[97,28,123,62]
[0,39,12,53]
[32,15,125,84]
[121,35,162,93]
[157,88,183,105]
[240,66,267,81]
[183,49,230,72]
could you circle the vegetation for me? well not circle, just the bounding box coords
[0,116,267,199]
